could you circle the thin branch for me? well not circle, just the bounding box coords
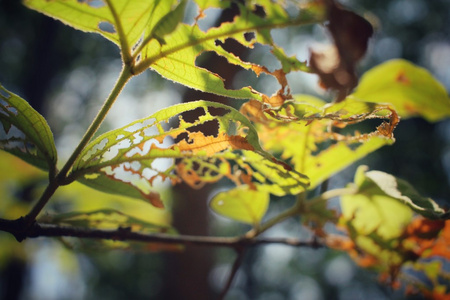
[21,66,133,227]
[57,65,133,184]
[0,218,323,249]
[218,248,247,300]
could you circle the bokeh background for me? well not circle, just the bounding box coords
[0,0,449,299]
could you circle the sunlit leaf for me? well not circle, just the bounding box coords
[337,166,450,287]
[354,166,448,220]
[135,1,326,102]
[51,181,171,227]
[193,0,231,10]
[0,84,57,171]
[242,95,397,189]
[351,59,450,122]
[72,101,309,207]
[25,0,326,102]
[210,186,269,225]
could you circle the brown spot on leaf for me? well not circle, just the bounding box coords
[395,71,410,85]
[141,191,165,208]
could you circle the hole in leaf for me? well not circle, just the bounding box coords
[218,2,241,24]
[78,0,105,8]
[253,5,266,18]
[196,50,243,90]
[0,99,18,116]
[0,89,11,99]
[180,107,205,123]
[98,22,116,34]
[215,38,247,60]
[175,132,189,144]
[244,32,255,42]
[187,119,220,137]
[208,106,229,117]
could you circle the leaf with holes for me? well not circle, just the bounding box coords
[351,59,450,122]
[71,101,309,207]
[25,0,326,103]
[0,84,57,171]
[134,1,326,103]
[210,186,269,225]
[242,95,398,189]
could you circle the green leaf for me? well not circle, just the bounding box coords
[151,0,187,45]
[351,59,450,122]
[246,95,397,189]
[355,166,448,220]
[193,0,231,10]
[25,0,326,101]
[0,84,57,171]
[341,184,414,240]
[210,186,269,225]
[135,2,325,101]
[72,101,309,206]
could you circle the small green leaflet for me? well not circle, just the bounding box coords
[352,166,449,220]
[351,59,450,122]
[0,84,57,171]
[210,186,269,225]
[71,101,309,207]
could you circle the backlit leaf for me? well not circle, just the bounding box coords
[134,1,326,102]
[337,166,449,287]
[355,166,448,220]
[351,59,450,122]
[0,84,57,171]
[210,186,269,225]
[242,95,397,189]
[72,101,309,207]
[25,0,326,102]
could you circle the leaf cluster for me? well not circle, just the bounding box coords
[1,0,450,298]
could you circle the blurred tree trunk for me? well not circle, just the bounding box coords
[161,3,247,299]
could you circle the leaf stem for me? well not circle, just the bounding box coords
[305,187,356,208]
[245,187,357,239]
[246,193,306,239]
[218,248,246,300]
[23,65,133,226]
[57,64,132,183]
[104,0,132,64]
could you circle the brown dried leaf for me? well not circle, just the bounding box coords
[310,0,373,101]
